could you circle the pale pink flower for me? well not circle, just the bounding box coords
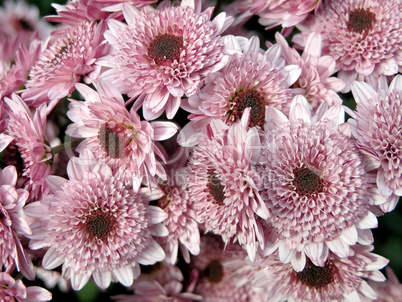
[45,0,157,26]
[5,94,52,202]
[254,0,322,30]
[223,0,322,35]
[293,0,402,92]
[155,149,200,265]
[275,32,345,111]
[257,96,385,270]
[179,35,300,144]
[0,0,52,62]
[248,245,388,302]
[367,267,402,302]
[185,110,269,261]
[21,20,109,112]
[35,266,71,293]
[192,234,262,302]
[116,262,202,302]
[99,1,233,120]
[0,272,52,302]
[0,39,42,101]
[0,165,34,279]
[348,75,402,206]
[66,80,178,187]
[24,152,169,290]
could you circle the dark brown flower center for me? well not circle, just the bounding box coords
[231,89,266,128]
[98,124,126,159]
[17,18,34,31]
[148,33,183,66]
[86,211,114,240]
[205,260,224,283]
[347,9,375,33]
[293,167,323,196]
[297,260,336,288]
[207,170,225,205]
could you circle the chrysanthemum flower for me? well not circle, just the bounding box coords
[44,0,157,26]
[99,1,233,120]
[24,153,169,290]
[66,80,178,187]
[5,94,52,202]
[275,32,344,111]
[348,75,402,210]
[21,20,108,112]
[116,262,202,302]
[185,110,268,261]
[258,96,384,270]
[248,245,388,302]
[179,35,300,142]
[0,0,52,62]
[292,0,402,92]
[0,165,34,279]
[254,0,323,30]
[0,272,52,302]
[154,150,200,264]
[192,234,262,302]
[0,39,42,102]
[367,267,402,302]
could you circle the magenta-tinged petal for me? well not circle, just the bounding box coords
[93,271,111,289]
[376,169,393,197]
[326,237,349,258]
[26,287,52,302]
[152,122,178,141]
[136,240,165,265]
[357,212,378,229]
[290,251,306,272]
[42,247,65,270]
[45,175,68,193]
[278,240,296,263]
[71,271,92,291]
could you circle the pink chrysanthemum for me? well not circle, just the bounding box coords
[0,165,34,279]
[0,272,52,302]
[21,20,108,111]
[155,150,200,265]
[45,0,157,26]
[99,1,233,120]
[116,262,202,302]
[275,32,344,111]
[254,0,322,30]
[185,110,269,261]
[66,80,178,187]
[367,267,402,302]
[257,96,384,270]
[248,245,388,302]
[5,94,52,202]
[24,153,169,290]
[180,35,300,142]
[292,0,402,92]
[192,234,262,302]
[348,75,402,205]
[0,0,52,62]
[0,39,42,102]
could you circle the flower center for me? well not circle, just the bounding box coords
[293,167,323,196]
[206,170,225,205]
[347,9,375,33]
[98,123,126,159]
[147,33,183,66]
[86,211,114,240]
[231,89,266,128]
[205,260,224,283]
[297,260,335,288]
